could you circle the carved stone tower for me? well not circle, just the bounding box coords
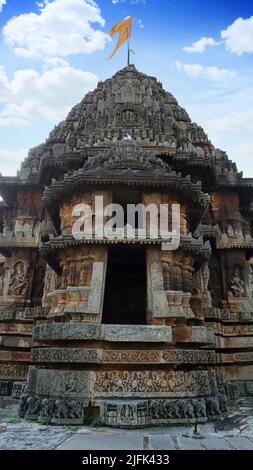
[0,65,252,426]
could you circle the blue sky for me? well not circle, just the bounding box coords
[0,0,253,176]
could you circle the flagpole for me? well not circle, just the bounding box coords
[127,36,130,66]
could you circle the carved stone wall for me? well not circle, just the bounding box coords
[0,192,45,396]
[42,246,107,322]
[0,64,252,421]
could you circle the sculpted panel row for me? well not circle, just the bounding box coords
[18,395,227,427]
[0,323,33,336]
[27,368,218,399]
[32,347,216,364]
[0,351,30,362]
[0,364,28,380]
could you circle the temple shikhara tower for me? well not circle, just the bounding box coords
[0,65,253,427]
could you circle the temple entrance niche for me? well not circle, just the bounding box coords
[102,245,147,325]
[112,189,143,228]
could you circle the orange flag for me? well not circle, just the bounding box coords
[107,16,133,60]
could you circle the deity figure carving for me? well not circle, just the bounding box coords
[193,262,212,306]
[120,404,134,420]
[229,268,246,297]
[162,262,171,290]
[8,262,28,296]
[66,132,77,152]
[29,159,40,173]
[120,109,137,125]
[68,261,76,286]
[79,262,90,286]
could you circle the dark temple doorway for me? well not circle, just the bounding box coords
[102,245,147,325]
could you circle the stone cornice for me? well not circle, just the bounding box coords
[40,234,211,259]
[0,175,42,206]
[217,177,253,189]
[0,309,34,322]
[216,240,253,250]
[43,145,211,219]
[0,238,39,249]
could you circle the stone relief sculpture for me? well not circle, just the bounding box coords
[229,268,246,297]
[193,262,212,306]
[79,261,90,286]
[8,262,28,296]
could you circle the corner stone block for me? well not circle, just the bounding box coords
[28,368,94,399]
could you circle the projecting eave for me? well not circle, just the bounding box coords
[40,234,211,272]
[0,175,42,206]
[217,177,253,188]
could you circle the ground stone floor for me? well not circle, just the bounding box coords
[0,397,253,450]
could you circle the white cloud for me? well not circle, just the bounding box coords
[112,0,146,4]
[0,148,27,176]
[234,142,253,161]
[183,37,219,53]
[0,0,6,12]
[176,61,235,81]
[207,109,253,134]
[0,60,98,125]
[3,0,108,58]
[221,16,253,55]
[138,19,144,29]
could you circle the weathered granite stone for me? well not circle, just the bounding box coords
[94,370,214,398]
[86,262,105,316]
[33,322,101,341]
[0,323,33,335]
[102,349,216,364]
[31,348,216,364]
[0,380,13,396]
[216,336,253,349]
[0,351,30,362]
[174,326,215,345]
[32,348,101,363]
[28,368,93,399]
[103,401,150,428]
[101,325,172,342]
[11,381,26,399]
[0,364,28,380]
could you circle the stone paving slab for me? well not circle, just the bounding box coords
[0,428,72,450]
[0,424,253,450]
[199,436,234,450]
[224,436,253,450]
[56,432,144,450]
[176,436,206,450]
[149,435,174,450]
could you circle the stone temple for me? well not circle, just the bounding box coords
[0,65,253,427]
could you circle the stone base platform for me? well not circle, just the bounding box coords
[18,395,227,428]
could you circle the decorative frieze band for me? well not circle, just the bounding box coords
[0,309,34,321]
[0,351,30,362]
[31,348,216,364]
[27,367,218,399]
[0,323,33,336]
[0,364,28,380]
